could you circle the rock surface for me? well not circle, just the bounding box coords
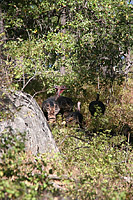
[0,90,58,155]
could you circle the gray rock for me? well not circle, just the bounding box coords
[0,90,59,155]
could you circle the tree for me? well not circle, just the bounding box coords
[0,0,132,97]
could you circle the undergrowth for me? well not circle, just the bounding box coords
[0,123,132,200]
[0,82,132,199]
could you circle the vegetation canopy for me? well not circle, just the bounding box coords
[0,0,132,199]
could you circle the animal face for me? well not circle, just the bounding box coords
[45,102,60,123]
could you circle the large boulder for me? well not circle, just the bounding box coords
[0,90,59,155]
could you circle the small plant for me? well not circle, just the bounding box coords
[0,129,57,199]
[50,121,132,200]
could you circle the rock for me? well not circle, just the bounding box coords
[0,90,59,155]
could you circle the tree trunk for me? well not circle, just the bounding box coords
[60,7,66,75]
[125,48,131,82]
[0,5,6,65]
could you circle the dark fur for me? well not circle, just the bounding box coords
[89,94,105,116]
[65,102,83,128]
[42,86,73,122]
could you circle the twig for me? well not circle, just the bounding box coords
[26,89,46,108]
[73,146,89,151]
[59,135,87,145]
[48,174,74,181]
[21,71,37,92]
[32,89,46,99]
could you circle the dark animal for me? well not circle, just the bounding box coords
[42,86,73,123]
[54,85,74,120]
[65,101,83,128]
[42,97,60,123]
[42,86,65,123]
[89,94,105,117]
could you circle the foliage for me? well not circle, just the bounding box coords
[48,81,133,199]
[49,124,133,200]
[0,91,14,121]
[1,0,132,97]
[0,83,132,199]
[0,130,56,199]
[0,0,132,199]
[0,123,132,199]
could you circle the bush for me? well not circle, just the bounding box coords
[51,126,132,200]
[0,130,56,199]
